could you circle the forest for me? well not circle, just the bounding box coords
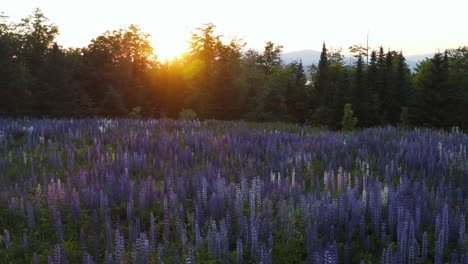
[0,9,467,130]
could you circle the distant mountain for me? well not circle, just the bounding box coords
[281,50,322,66]
[281,49,433,73]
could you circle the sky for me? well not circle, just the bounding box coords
[2,0,468,60]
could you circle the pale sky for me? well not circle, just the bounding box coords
[2,0,468,60]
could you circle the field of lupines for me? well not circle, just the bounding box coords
[0,119,467,264]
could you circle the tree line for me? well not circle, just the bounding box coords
[1,9,467,130]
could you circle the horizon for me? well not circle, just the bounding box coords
[2,0,468,60]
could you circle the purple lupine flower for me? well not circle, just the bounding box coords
[105,250,114,264]
[459,215,465,252]
[53,243,68,264]
[435,228,445,264]
[163,216,170,244]
[194,222,202,249]
[33,252,39,264]
[27,203,35,229]
[236,238,243,264]
[71,189,81,221]
[127,199,134,223]
[421,231,428,259]
[323,244,338,264]
[23,232,28,252]
[149,212,157,252]
[80,226,86,250]
[133,232,150,264]
[82,252,95,264]
[106,221,113,251]
[55,211,64,243]
[381,222,387,247]
[115,230,125,264]
[185,245,194,264]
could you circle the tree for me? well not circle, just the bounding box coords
[315,42,330,106]
[261,42,288,121]
[17,8,59,71]
[412,52,450,127]
[352,55,370,127]
[285,61,308,123]
[367,50,379,125]
[185,23,245,119]
[445,47,468,129]
[391,52,412,124]
[375,47,387,124]
[84,25,156,114]
[260,41,283,74]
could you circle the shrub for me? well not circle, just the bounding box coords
[129,106,142,119]
[341,103,357,131]
[400,107,409,126]
[179,108,197,121]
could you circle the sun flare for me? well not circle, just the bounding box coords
[152,39,188,62]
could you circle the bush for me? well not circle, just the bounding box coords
[129,106,142,119]
[400,107,409,126]
[179,108,197,121]
[341,103,357,131]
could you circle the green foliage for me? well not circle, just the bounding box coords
[342,103,357,131]
[179,108,197,120]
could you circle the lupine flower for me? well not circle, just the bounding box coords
[27,203,35,229]
[115,230,125,264]
[236,238,243,264]
[421,231,428,259]
[23,232,28,252]
[33,252,39,264]
[5,230,11,249]
[82,252,95,264]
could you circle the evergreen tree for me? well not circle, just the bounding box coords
[376,47,387,124]
[315,42,330,106]
[391,52,412,124]
[367,50,379,125]
[285,61,308,123]
[352,55,370,127]
[412,52,450,127]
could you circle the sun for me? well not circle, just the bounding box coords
[152,39,188,62]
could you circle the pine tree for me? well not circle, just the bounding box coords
[376,47,387,124]
[367,50,379,125]
[286,61,308,123]
[412,52,450,127]
[352,55,370,127]
[315,42,330,106]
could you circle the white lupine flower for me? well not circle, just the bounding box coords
[291,168,296,187]
[382,185,388,206]
[23,151,28,165]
